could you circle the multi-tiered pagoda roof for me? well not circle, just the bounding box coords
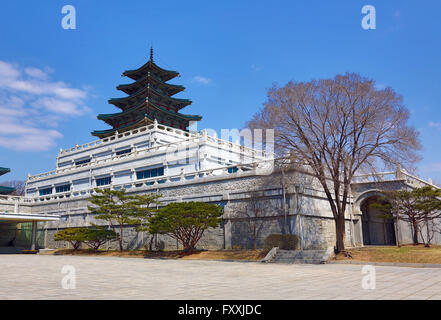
[0,167,14,195]
[92,48,202,138]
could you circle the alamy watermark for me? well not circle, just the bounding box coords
[361,265,376,290]
[61,5,76,30]
[61,265,76,289]
[361,5,376,30]
[163,120,275,174]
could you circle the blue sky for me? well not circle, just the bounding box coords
[0,0,440,182]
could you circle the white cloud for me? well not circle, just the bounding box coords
[0,61,90,151]
[192,75,212,85]
[32,97,90,115]
[0,129,62,151]
[0,61,20,80]
[429,121,441,128]
[24,67,49,80]
[251,64,263,72]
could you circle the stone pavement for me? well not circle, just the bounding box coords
[1,255,441,300]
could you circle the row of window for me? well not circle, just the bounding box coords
[39,188,53,196]
[37,167,165,196]
[55,185,71,193]
[115,148,132,156]
[136,167,165,180]
[228,167,238,174]
[39,184,71,196]
[75,159,91,166]
[96,176,111,186]
[72,148,134,167]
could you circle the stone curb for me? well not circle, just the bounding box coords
[37,253,262,264]
[328,260,441,268]
[144,257,261,263]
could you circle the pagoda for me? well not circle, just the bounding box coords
[0,167,15,195]
[92,48,202,138]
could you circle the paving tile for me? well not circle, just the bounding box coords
[1,255,441,299]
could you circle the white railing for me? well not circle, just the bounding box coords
[400,170,440,189]
[351,171,397,183]
[29,127,274,182]
[352,166,439,189]
[0,194,32,203]
[28,161,265,203]
[59,121,197,156]
[204,135,272,159]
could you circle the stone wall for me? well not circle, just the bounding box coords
[46,225,225,251]
[0,197,32,215]
[36,170,348,251]
[18,167,441,251]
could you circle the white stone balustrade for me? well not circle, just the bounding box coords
[28,161,263,203]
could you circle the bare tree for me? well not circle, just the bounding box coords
[247,73,421,253]
[263,160,314,237]
[236,163,313,250]
[237,190,274,250]
[0,180,26,196]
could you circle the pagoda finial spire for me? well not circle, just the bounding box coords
[150,46,154,62]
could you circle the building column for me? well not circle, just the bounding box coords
[30,221,37,250]
[224,220,232,249]
[44,227,48,249]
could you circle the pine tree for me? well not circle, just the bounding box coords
[87,188,140,251]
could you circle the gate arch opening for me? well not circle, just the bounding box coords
[360,196,396,246]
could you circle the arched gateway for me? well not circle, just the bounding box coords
[351,169,440,247]
[360,195,396,246]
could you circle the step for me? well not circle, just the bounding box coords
[262,247,334,265]
[271,259,325,264]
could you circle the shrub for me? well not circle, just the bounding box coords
[83,225,118,251]
[54,228,89,250]
[54,226,117,251]
[149,202,223,252]
[263,234,301,250]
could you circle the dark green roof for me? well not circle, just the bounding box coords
[108,85,192,109]
[98,98,201,122]
[123,60,179,82]
[0,186,15,195]
[0,167,10,177]
[0,167,15,194]
[94,51,201,138]
[117,72,185,96]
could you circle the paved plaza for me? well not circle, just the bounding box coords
[1,255,441,300]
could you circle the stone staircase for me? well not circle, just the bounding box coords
[262,247,334,264]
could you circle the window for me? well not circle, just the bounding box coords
[116,148,132,156]
[75,158,91,166]
[39,188,52,196]
[228,167,238,174]
[55,184,70,193]
[96,176,111,186]
[136,167,164,180]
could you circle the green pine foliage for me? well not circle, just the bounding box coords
[54,228,89,250]
[148,202,223,252]
[130,193,162,251]
[87,188,144,251]
[54,226,118,251]
[83,225,118,251]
